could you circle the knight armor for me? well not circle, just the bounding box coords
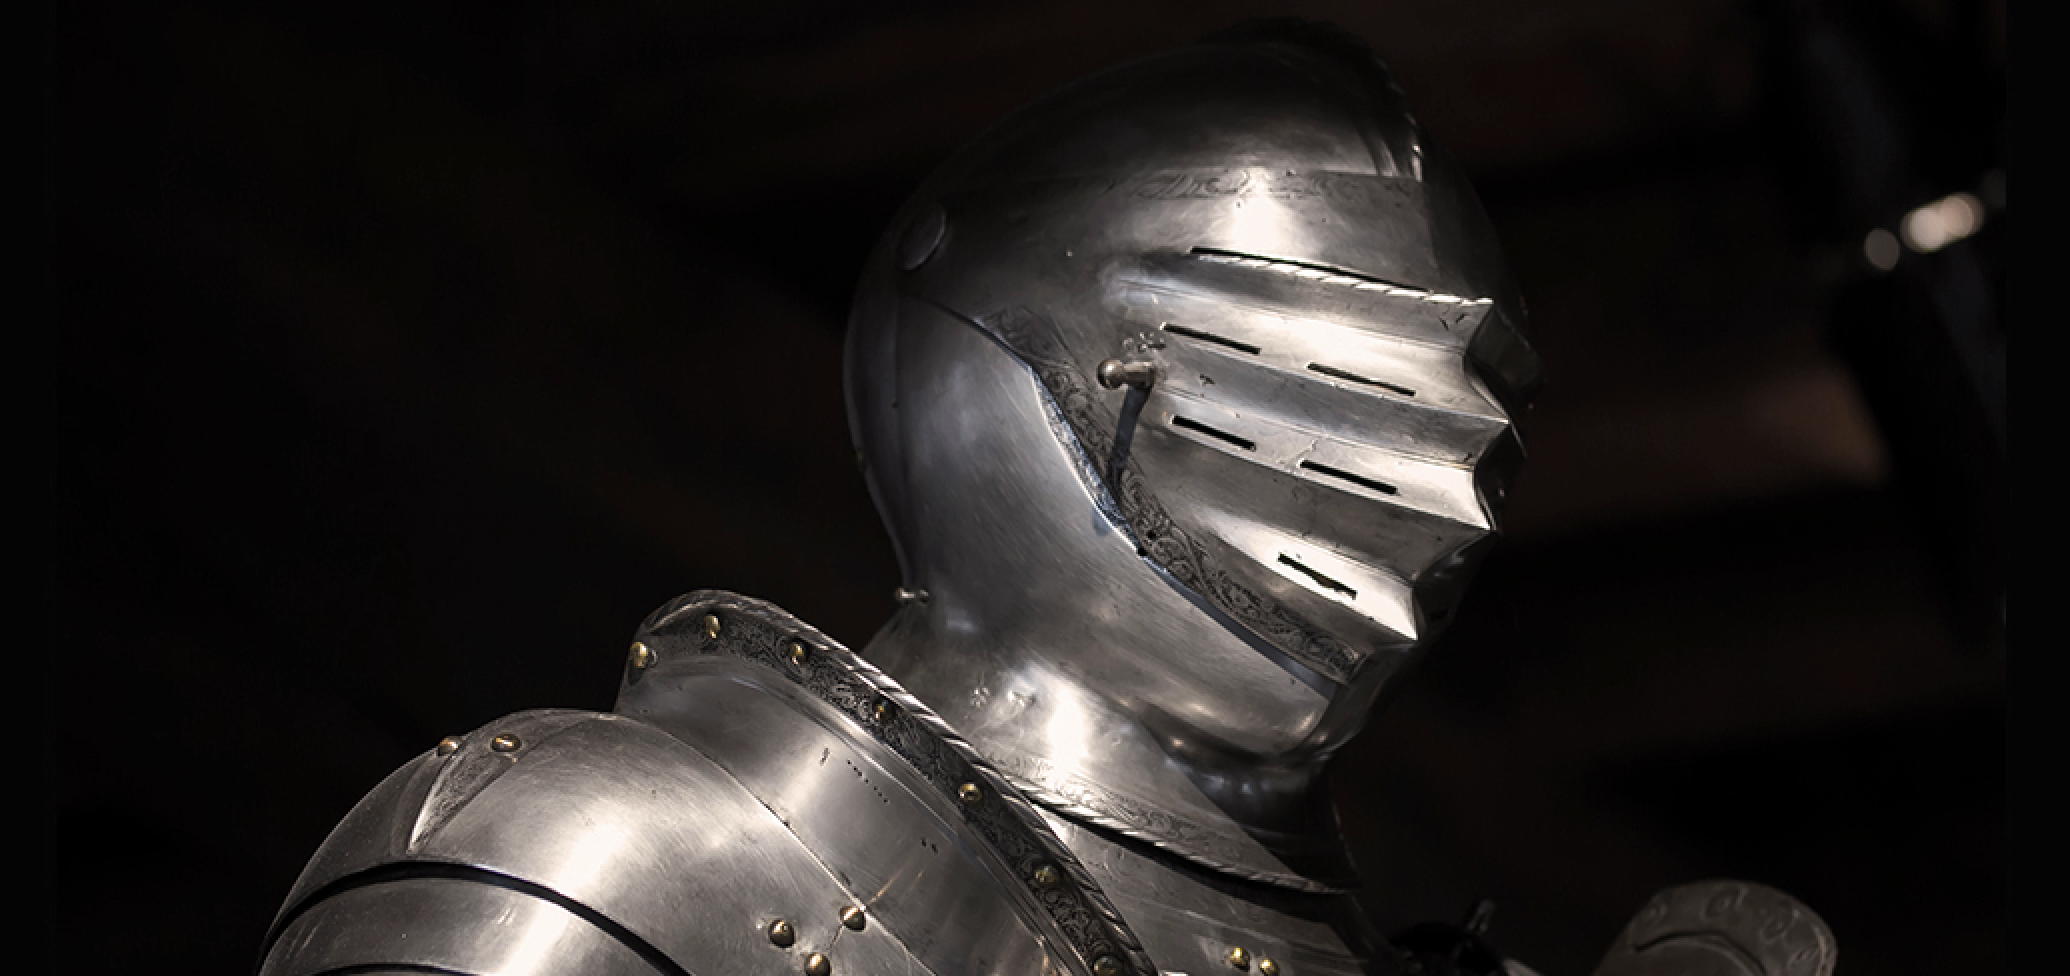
[260,21,1835,976]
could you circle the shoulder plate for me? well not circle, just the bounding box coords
[261,708,932,975]
[618,590,1154,976]
[261,590,1157,976]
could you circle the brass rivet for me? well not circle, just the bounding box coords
[787,640,809,666]
[629,641,654,670]
[1257,958,1279,976]
[1226,946,1251,970]
[803,952,831,976]
[490,734,521,753]
[767,918,795,947]
[958,782,983,805]
[702,613,722,639]
[872,698,897,723]
[1093,955,1124,976]
[435,736,462,756]
[1032,863,1063,888]
[841,905,866,931]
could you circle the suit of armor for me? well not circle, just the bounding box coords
[259,22,1836,976]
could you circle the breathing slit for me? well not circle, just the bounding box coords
[1172,416,1255,451]
[1162,323,1260,355]
[1300,460,1398,495]
[1279,554,1357,599]
[1308,363,1415,397]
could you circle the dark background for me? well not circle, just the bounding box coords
[56,1,2006,974]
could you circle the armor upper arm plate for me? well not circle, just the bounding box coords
[261,591,1159,976]
[259,708,968,975]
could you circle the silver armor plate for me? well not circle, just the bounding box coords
[261,707,936,975]
[263,24,1834,976]
[261,591,1155,976]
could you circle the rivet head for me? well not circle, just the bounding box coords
[841,905,866,931]
[628,641,654,670]
[1257,958,1279,976]
[958,782,984,805]
[490,734,521,753]
[766,918,795,947]
[702,613,722,640]
[1092,955,1124,976]
[1226,946,1251,970]
[787,640,810,666]
[435,736,462,756]
[1032,863,1063,888]
[803,952,832,976]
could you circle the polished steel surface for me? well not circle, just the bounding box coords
[863,296,1335,886]
[623,590,1153,976]
[847,26,1538,888]
[1589,881,1836,976]
[266,25,1836,976]
[261,709,933,976]
[617,644,1059,976]
[261,876,657,976]
[1041,811,1375,976]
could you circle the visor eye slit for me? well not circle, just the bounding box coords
[1277,553,1358,600]
[1306,362,1415,397]
[1171,415,1256,451]
[1297,460,1398,496]
[1161,322,1260,355]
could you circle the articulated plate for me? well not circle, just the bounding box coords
[621,589,1156,976]
[264,875,655,976]
[260,709,931,976]
[1041,812,1382,976]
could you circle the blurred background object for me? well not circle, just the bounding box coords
[54,1,2003,973]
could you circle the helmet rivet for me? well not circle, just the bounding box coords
[841,905,866,931]
[803,952,832,976]
[628,641,654,670]
[1097,357,1157,391]
[702,613,722,640]
[787,640,810,666]
[767,918,795,947]
[435,736,462,756]
[490,734,521,753]
[1226,946,1250,970]
[957,782,983,805]
[1032,863,1063,888]
[1257,958,1279,976]
[1092,955,1124,976]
